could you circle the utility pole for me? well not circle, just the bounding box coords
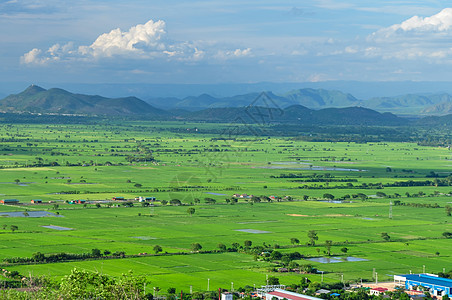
[389,201,393,219]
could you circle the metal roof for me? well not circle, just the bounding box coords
[267,289,322,300]
[402,274,452,288]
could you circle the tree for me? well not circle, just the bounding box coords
[270,251,282,260]
[217,243,226,251]
[134,183,142,188]
[153,245,162,254]
[32,252,45,262]
[307,230,318,246]
[325,240,333,256]
[187,207,195,216]
[381,232,391,241]
[10,225,18,232]
[191,243,202,252]
[53,204,59,210]
[244,240,252,247]
[14,179,20,184]
[59,268,148,299]
[323,193,334,200]
[170,199,181,206]
[160,200,168,206]
[267,276,280,285]
[251,196,261,203]
[95,203,101,208]
[341,247,349,254]
[167,287,176,294]
[22,212,29,217]
[288,261,299,269]
[290,237,300,245]
[91,248,102,257]
[442,231,452,239]
[103,250,111,256]
[204,198,216,204]
[446,205,452,216]
[231,242,240,249]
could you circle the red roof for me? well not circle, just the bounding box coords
[371,288,388,292]
[267,291,316,300]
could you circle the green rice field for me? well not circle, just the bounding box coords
[0,121,451,291]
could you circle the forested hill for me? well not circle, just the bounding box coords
[179,105,407,126]
[0,85,167,116]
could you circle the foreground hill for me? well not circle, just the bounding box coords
[0,85,166,116]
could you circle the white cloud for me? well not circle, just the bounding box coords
[83,20,167,58]
[214,48,252,60]
[21,48,43,64]
[21,19,249,65]
[361,8,452,61]
[370,8,452,41]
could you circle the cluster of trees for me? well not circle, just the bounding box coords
[271,173,357,183]
[1,268,150,299]
[393,200,441,208]
[4,249,125,264]
[1,225,18,232]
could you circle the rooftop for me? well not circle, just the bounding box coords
[402,274,452,288]
[267,289,322,300]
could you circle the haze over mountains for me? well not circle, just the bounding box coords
[1,85,452,127]
[149,89,452,116]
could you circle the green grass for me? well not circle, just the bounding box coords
[0,121,451,291]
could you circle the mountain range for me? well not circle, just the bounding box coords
[148,89,452,116]
[1,85,452,127]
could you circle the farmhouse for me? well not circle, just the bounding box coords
[112,197,125,201]
[68,200,86,204]
[31,199,42,204]
[265,288,322,300]
[395,274,452,297]
[369,287,388,296]
[221,292,233,300]
[0,199,19,205]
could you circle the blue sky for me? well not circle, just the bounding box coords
[2,0,452,84]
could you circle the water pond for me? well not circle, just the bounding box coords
[305,256,368,263]
[235,229,271,234]
[0,211,62,218]
[42,225,72,231]
[205,192,227,196]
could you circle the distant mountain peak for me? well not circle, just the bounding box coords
[23,84,46,94]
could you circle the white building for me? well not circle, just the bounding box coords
[265,288,322,300]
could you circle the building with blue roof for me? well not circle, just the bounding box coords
[394,274,452,297]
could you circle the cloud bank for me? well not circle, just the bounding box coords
[21,19,251,65]
[361,8,452,60]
